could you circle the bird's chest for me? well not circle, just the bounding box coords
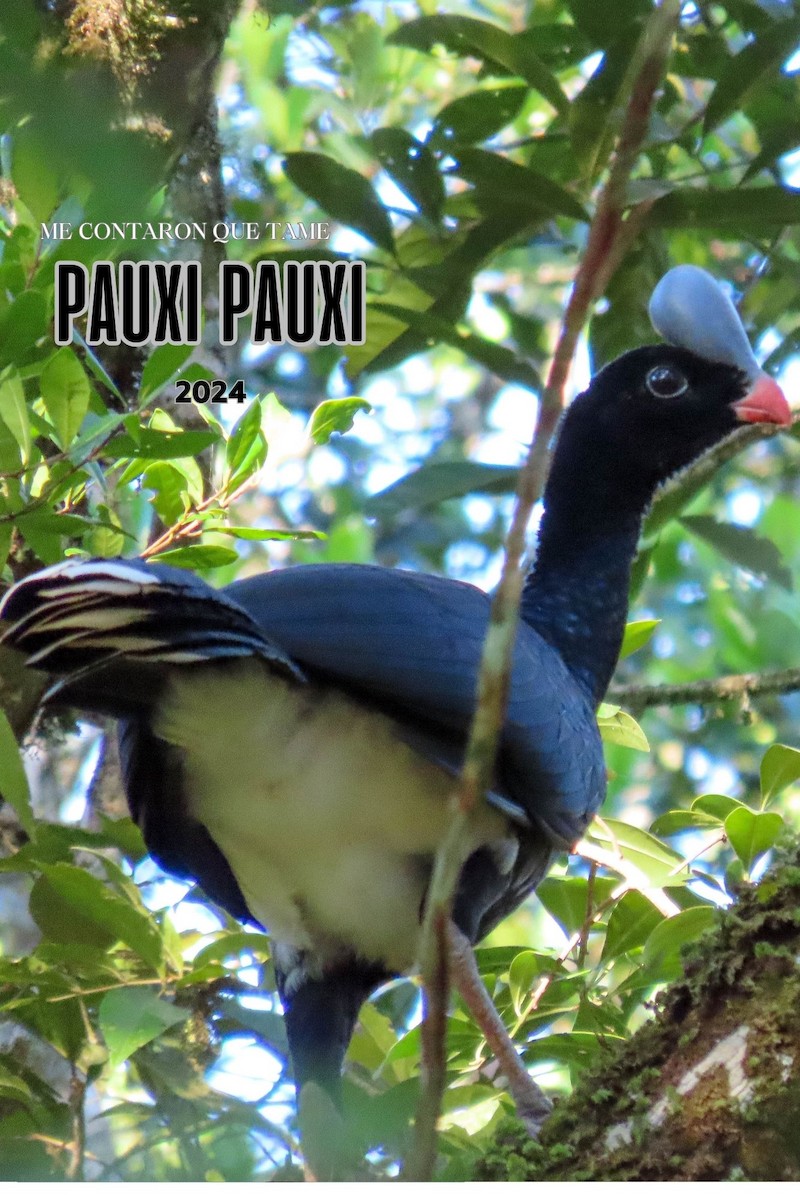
[153,662,507,971]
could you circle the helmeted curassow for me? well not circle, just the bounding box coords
[0,265,792,1131]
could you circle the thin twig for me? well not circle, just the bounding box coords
[609,666,800,711]
[67,1068,87,1182]
[402,910,450,1181]
[406,0,684,1180]
[575,862,597,970]
[643,419,794,540]
[42,976,180,1005]
[141,475,255,557]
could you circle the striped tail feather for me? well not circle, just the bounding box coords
[0,558,301,710]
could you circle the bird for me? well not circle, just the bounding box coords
[0,265,792,1155]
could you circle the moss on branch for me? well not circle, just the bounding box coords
[476,844,800,1182]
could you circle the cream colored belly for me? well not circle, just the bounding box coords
[154,661,509,971]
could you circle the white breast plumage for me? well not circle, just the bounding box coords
[153,660,511,971]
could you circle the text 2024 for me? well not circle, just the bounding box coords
[175,379,247,404]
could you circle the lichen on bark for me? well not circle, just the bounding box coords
[476,843,800,1181]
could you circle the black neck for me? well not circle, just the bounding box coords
[520,426,652,705]
[517,342,750,703]
[521,511,642,705]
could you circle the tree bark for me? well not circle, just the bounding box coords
[476,844,800,1181]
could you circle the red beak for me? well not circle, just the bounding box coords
[731,373,793,427]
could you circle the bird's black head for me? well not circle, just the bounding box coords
[555,343,764,510]
[546,265,792,523]
[546,328,791,535]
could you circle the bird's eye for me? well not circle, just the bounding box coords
[646,365,689,399]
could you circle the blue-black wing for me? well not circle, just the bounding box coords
[225,562,605,845]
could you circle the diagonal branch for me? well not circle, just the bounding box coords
[404,0,685,1181]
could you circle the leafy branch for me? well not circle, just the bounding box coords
[141,476,256,558]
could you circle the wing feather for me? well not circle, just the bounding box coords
[225,563,605,842]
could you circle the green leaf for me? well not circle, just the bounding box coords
[0,1061,34,1105]
[568,30,635,177]
[744,110,800,182]
[451,148,589,222]
[566,0,650,46]
[507,950,563,1016]
[703,16,800,135]
[135,428,203,521]
[204,525,323,541]
[40,347,91,450]
[138,461,192,526]
[33,863,164,970]
[348,206,534,377]
[523,1030,615,1068]
[0,710,34,837]
[537,875,617,938]
[619,618,660,659]
[150,545,240,569]
[0,520,12,570]
[650,809,721,837]
[309,397,371,444]
[597,705,649,752]
[430,85,529,149]
[680,515,792,590]
[692,793,747,822]
[11,123,61,222]
[105,428,221,460]
[14,508,100,537]
[99,987,189,1071]
[139,344,194,401]
[96,814,148,862]
[370,128,445,223]
[350,1004,398,1071]
[388,16,569,115]
[589,247,663,371]
[283,152,395,253]
[588,818,689,887]
[85,503,126,558]
[3,818,145,874]
[724,808,784,873]
[67,409,130,463]
[602,891,663,961]
[440,1084,503,1134]
[365,461,519,517]
[651,186,800,231]
[760,743,800,806]
[0,411,21,471]
[0,367,31,462]
[643,907,717,979]
[74,331,125,403]
[27,873,116,950]
[216,998,289,1058]
[192,931,272,971]
[371,301,543,391]
[0,289,48,367]
[225,399,267,492]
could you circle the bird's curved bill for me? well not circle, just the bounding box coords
[731,372,792,427]
[649,264,793,428]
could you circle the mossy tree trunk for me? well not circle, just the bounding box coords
[477,846,800,1182]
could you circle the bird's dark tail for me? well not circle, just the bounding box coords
[274,947,387,1104]
[277,960,388,1182]
[0,558,300,715]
